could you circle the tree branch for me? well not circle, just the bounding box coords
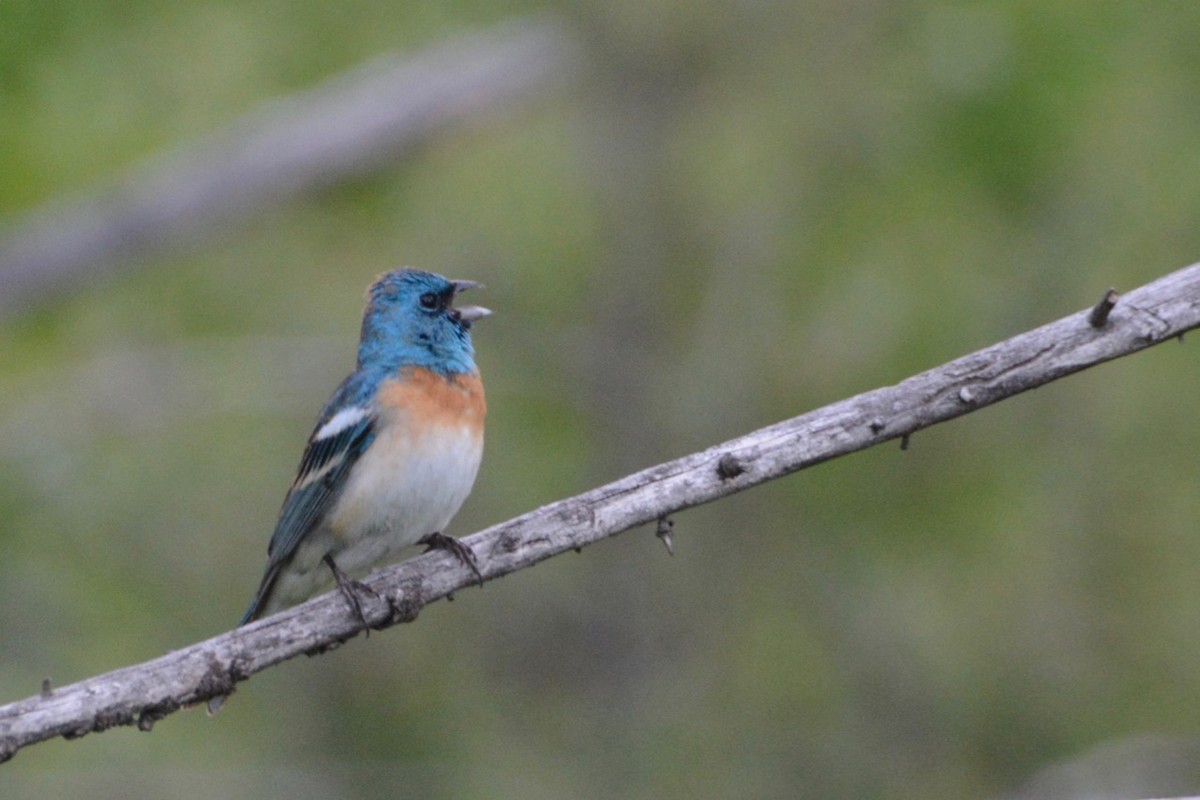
[2,262,1199,763]
[0,17,576,319]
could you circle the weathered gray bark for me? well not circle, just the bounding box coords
[1,262,1198,763]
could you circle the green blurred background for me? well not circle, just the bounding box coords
[3,2,1200,798]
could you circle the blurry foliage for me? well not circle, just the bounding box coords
[3,1,1200,798]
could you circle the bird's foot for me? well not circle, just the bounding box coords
[323,553,379,627]
[418,532,483,587]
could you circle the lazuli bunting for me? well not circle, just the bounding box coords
[239,268,490,625]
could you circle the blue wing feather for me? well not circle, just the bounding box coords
[240,372,380,623]
[267,417,376,563]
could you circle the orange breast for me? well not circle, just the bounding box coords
[376,367,486,436]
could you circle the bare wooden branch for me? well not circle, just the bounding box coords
[0,17,576,318]
[2,262,1199,762]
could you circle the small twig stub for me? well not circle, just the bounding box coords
[655,516,675,555]
[1089,288,1120,328]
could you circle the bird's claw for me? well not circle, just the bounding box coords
[324,553,379,627]
[418,532,484,587]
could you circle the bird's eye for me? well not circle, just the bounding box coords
[419,292,439,310]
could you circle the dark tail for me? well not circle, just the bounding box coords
[238,563,281,626]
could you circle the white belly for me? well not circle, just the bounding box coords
[325,420,483,570]
[264,421,482,613]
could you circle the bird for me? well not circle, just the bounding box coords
[238,268,490,626]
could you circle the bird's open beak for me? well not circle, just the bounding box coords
[451,279,492,322]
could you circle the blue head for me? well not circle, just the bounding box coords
[357,269,490,375]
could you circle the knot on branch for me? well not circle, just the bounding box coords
[497,531,522,554]
[716,453,747,480]
[136,701,178,732]
[197,652,248,714]
[382,578,426,627]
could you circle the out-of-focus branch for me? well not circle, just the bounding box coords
[0,17,576,318]
[1,262,1198,763]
